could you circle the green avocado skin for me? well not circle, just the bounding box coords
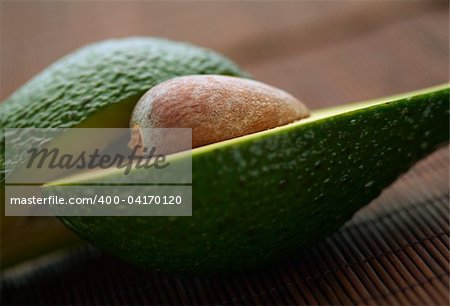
[58,87,449,275]
[0,37,246,178]
[0,37,246,268]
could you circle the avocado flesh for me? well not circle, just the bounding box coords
[0,37,246,268]
[47,84,449,275]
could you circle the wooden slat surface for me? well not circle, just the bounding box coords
[1,1,449,305]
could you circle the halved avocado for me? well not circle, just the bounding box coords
[47,84,449,275]
[0,37,246,269]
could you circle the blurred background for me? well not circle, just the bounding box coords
[1,1,448,103]
[1,1,449,305]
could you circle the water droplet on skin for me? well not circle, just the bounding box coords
[305,130,315,138]
[278,179,288,188]
[265,138,279,151]
[365,181,374,188]
[314,193,324,201]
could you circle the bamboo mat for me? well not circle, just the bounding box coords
[1,147,448,305]
[1,2,449,305]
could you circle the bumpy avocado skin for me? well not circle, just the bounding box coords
[58,87,449,275]
[0,37,245,173]
[0,37,246,268]
[0,37,244,128]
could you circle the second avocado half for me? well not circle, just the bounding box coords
[47,85,449,275]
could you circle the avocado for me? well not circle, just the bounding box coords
[48,84,449,275]
[0,37,246,268]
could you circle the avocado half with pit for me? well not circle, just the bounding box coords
[46,84,449,275]
[0,37,247,268]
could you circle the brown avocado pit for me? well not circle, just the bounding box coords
[129,75,309,154]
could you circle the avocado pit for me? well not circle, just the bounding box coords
[129,75,309,153]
